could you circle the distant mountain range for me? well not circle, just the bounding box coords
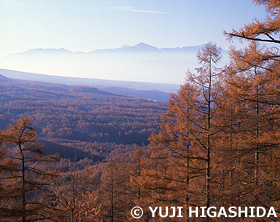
[17,42,209,55]
[91,42,208,53]
[0,42,228,85]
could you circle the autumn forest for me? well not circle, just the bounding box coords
[1,0,280,221]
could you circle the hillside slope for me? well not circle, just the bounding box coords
[0,78,166,163]
[0,69,176,101]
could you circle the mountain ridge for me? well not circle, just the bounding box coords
[6,42,221,56]
[0,69,177,101]
[0,43,229,84]
[0,73,12,82]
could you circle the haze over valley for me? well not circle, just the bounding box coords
[0,42,228,85]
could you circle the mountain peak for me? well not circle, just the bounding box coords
[132,42,157,50]
[121,44,129,48]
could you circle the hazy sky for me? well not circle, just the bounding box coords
[0,0,267,57]
[0,0,267,84]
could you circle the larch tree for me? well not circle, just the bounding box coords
[147,43,223,213]
[223,0,280,209]
[220,42,280,209]
[129,148,146,202]
[99,158,131,222]
[48,159,100,222]
[186,42,223,208]
[225,0,280,45]
[147,82,205,209]
[0,115,58,222]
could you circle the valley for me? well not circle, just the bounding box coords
[0,73,167,166]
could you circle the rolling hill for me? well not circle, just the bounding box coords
[0,75,167,164]
[0,69,176,101]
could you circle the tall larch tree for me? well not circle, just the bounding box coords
[191,42,222,209]
[147,43,223,215]
[223,0,280,210]
[0,115,58,222]
[99,158,131,222]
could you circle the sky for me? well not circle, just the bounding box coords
[0,0,268,83]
